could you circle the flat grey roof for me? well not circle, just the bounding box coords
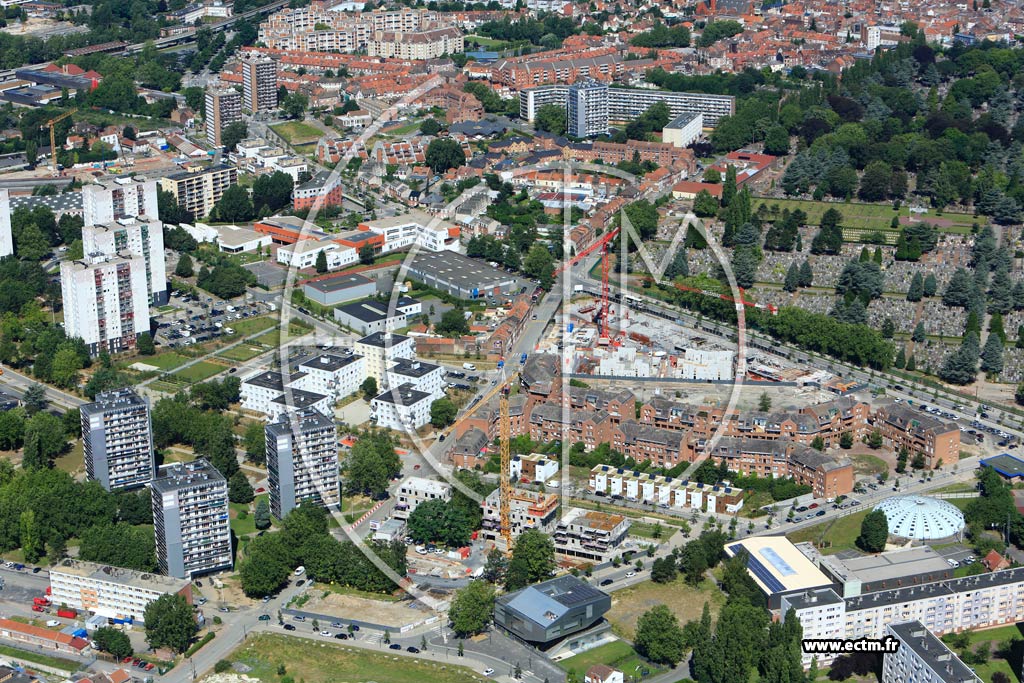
[266,408,335,438]
[244,370,285,391]
[845,567,1024,612]
[81,387,146,416]
[819,546,951,585]
[887,621,980,682]
[373,382,430,406]
[406,250,525,291]
[298,353,363,373]
[390,358,440,378]
[304,273,374,294]
[152,460,224,493]
[357,331,410,348]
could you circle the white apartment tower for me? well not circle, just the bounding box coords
[82,177,160,226]
[242,56,278,113]
[266,409,339,518]
[151,460,233,579]
[82,218,168,305]
[567,80,609,138]
[0,189,12,257]
[81,388,155,491]
[60,255,150,356]
[205,87,242,147]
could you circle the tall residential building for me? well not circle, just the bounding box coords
[0,189,11,257]
[242,56,278,113]
[205,87,241,147]
[882,621,981,683]
[82,177,160,225]
[81,388,155,491]
[60,255,150,356]
[159,165,238,219]
[151,460,233,579]
[567,80,609,138]
[265,409,339,518]
[83,218,168,306]
[520,85,735,127]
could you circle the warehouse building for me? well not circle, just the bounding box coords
[405,250,527,299]
[302,273,377,306]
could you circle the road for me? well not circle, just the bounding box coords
[0,365,83,409]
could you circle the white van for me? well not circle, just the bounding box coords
[463,363,476,371]
[295,566,306,576]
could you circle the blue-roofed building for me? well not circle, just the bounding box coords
[981,453,1024,480]
[494,575,611,653]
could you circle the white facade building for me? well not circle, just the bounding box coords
[82,217,168,305]
[370,383,433,431]
[386,358,443,400]
[882,621,981,683]
[354,332,415,383]
[662,111,703,148]
[240,369,333,421]
[0,189,12,257]
[362,211,460,253]
[394,475,451,519]
[60,255,150,356]
[510,453,560,484]
[48,559,191,624]
[295,352,366,401]
[82,177,159,226]
[276,239,358,271]
[334,297,422,336]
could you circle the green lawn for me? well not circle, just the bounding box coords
[144,352,192,370]
[465,34,510,49]
[0,643,81,671]
[229,633,480,683]
[628,520,675,540]
[217,345,265,362]
[850,453,888,477]
[787,508,870,554]
[230,501,257,537]
[942,623,1024,683]
[171,361,227,383]
[383,121,422,136]
[557,640,659,679]
[229,315,277,337]
[752,198,980,236]
[55,440,83,475]
[271,120,323,144]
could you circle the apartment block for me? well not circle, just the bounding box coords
[882,621,981,683]
[520,85,735,127]
[82,176,159,225]
[367,27,464,60]
[81,388,155,491]
[151,460,233,579]
[48,559,191,623]
[354,331,415,382]
[588,464,744,514]
[159,165,238,219]
[240,369,333,421]
[510,453,559,484]
[370,382,434,431]
[205,87,241,147]
[481,487,559,540]
[662,112,703,148]
[553,508,630,564]
[386,358,443,399]
[242,56,277,113]
[0,189,11,257]
[567,80,609,138]
[872,404,960,468]
[295,352,366,401]
[708,437,854,499]
[266,409,339,518]
[60,254,149,356]
[394,475,451,519]
[83,217,168,305]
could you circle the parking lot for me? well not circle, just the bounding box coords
[153,293,271,348]
[244,260,288,288]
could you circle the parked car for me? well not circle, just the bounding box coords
[389,643,402,650]
[258,615,271,621]
[335,633,348,640]
[483,669,495,676]
[293,615,306,622]
[600,578,613,586]
[284,624,296,631]
[407,646,420,653]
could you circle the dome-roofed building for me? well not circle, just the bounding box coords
[872,496,965,541]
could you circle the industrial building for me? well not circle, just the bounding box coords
[266,409,339,518]
[815,545,954,598]
[494,575,611,651]
[81,388,155,492]
[151,460,233,579]
[333,296,422,335]
[302,273,377,306]
[48,559,192,624]
[404,250,527,299]
[725,536,834,609]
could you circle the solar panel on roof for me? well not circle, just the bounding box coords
[552,582,603,607]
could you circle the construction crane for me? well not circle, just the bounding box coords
[44,108,76,174]
[498,360,513,554]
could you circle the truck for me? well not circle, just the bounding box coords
[56,608,77,619]
[33,597,50,606]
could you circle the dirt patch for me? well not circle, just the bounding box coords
[303,589,430,629]
[606,577,726,640]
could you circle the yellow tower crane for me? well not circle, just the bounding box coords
[44,108,77,174]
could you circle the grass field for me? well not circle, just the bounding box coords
[144,352,192,370]
[787,508,870,554]
[850,452,888,477]
[465,34,510,49]
[752,198,979,236]
[171,361,227,383]
[606,576,725,640]
[0,643,80,671]
[942,623,1024,683]
[557,640,658,679]
[217,345,265,362]
[230,315,277,337]
[228,633,480,683]
[271,120,323,144]
[230,501,257,537]
[55,440,83,475]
